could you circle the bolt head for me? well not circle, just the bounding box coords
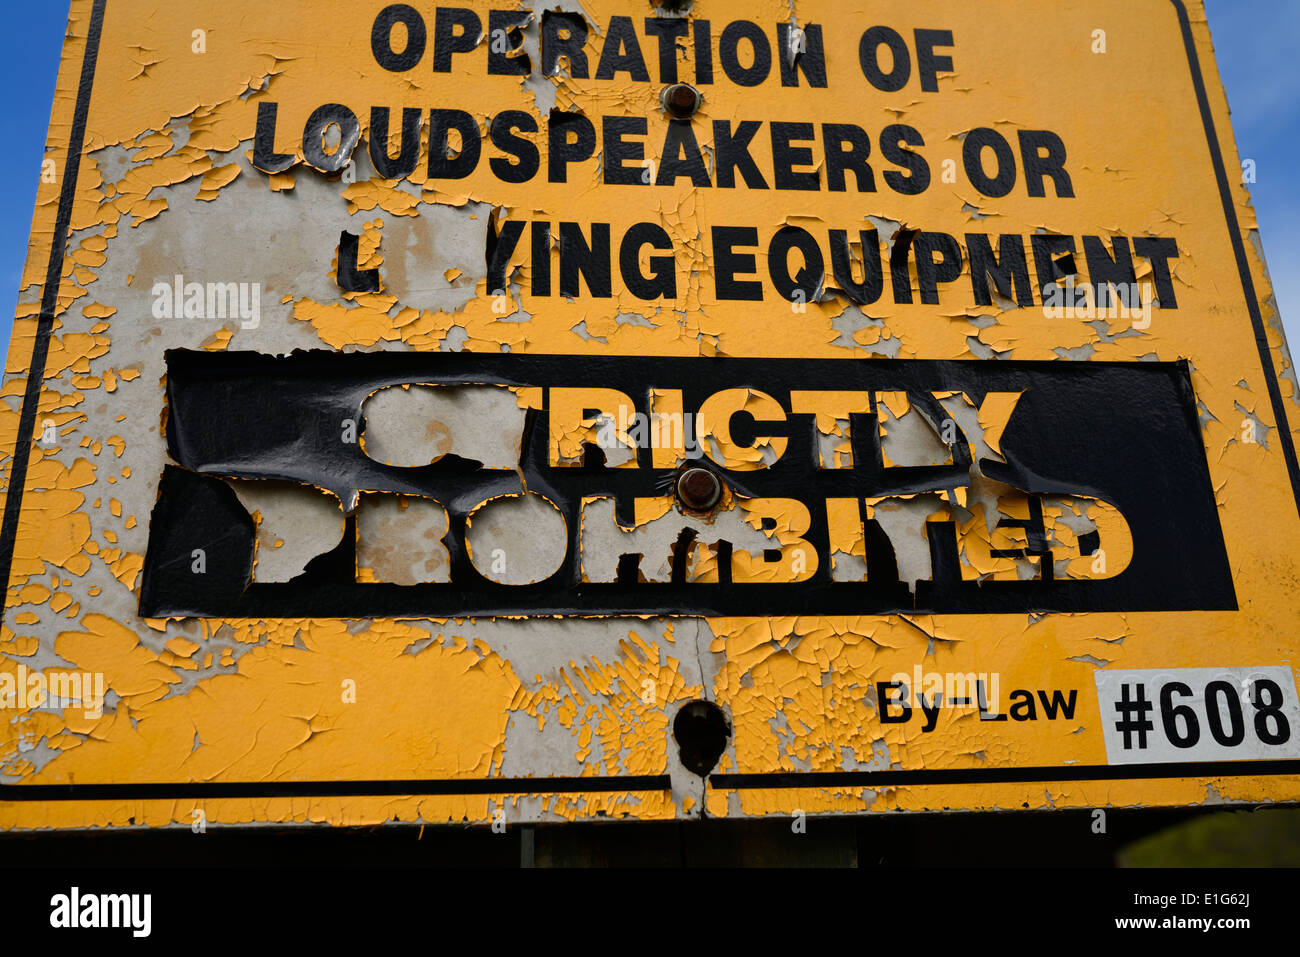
[676,467,722,511]
[661,83,701,119]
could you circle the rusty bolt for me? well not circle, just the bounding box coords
[676,466,722,511]
[661,83,702,119]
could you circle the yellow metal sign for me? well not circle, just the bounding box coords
[2,0,1299,830]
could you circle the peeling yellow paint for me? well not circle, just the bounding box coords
[1,0,1298,831]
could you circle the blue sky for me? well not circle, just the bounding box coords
[1,1,67,328]
[1202,0,1300,345]
[0,2,1296,349]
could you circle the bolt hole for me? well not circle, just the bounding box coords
[673,700,731,777]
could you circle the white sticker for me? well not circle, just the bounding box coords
[1094,666,1300,765]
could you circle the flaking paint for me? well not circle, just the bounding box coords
[1,0,1299,830]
